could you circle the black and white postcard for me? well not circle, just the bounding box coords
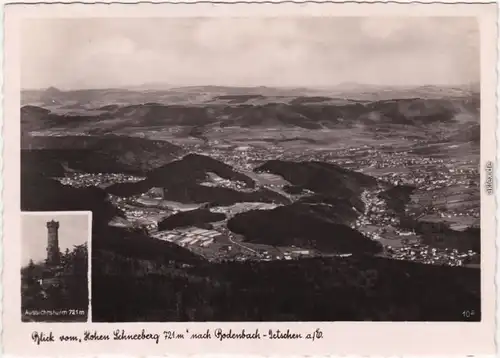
[2,2,497,356]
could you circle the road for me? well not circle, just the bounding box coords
[227,235,258,254]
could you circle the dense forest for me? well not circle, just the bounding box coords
[92,246,480,322]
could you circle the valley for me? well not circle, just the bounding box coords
[20,85,481,321]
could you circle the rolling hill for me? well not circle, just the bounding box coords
[158,209,226,230]
[227,201,380,254]
[21,174,123,228]
[21,135,184,174]
[20,86,479,136]
[254,159,379,199]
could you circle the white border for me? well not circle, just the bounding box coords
[1,2,498,356]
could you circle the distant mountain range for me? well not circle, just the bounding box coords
[21,91,479,136]
[22,83,479,107]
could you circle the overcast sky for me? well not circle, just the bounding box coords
[21,213,90,266]
[21,17,479,90]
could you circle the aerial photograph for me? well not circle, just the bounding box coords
[21,17,480,322]
[20,213,89,322]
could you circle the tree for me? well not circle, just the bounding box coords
[58,243,89,309]
[22,259,39,287]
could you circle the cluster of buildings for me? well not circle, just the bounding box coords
[214,244,315,262]
[348,185,478,268]
[302,142,478,196]
[354,188,400,233]
[256,248,314,261]
[189,145,306,173]
[371,157,477,193]
[383,243,478,267]
[188,142,477,211]
[109,194,139,213]
[199,173,251,192]
[57,173,145,188]
[418,199,480,220]
[209,202,279,218]
[433,209,480,219]
[123,211,162,230]
[151,228,223,249]
[107,194,172,231]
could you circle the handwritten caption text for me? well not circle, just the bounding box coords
[32,328,324,345]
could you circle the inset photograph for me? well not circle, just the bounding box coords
[21,211,91,322]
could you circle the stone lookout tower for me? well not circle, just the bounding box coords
[46,220,61,266]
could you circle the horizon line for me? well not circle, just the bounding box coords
[21,81,480,92]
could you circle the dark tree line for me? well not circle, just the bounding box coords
[92,249,480,323]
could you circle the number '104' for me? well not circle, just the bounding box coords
[462,310,475,318]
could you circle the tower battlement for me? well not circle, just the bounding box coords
[47,220,60,229]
